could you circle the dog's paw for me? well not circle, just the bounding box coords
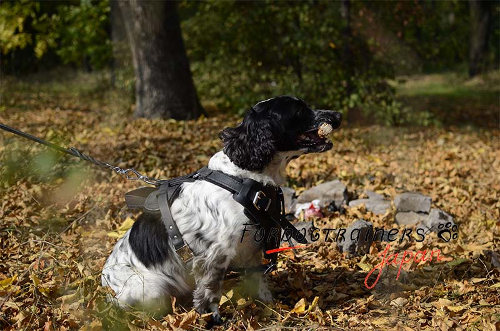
[205,311,223,328]
[212,311,222,325]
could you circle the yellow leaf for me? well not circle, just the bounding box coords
[106,231,121,238]
[0,275,17,290]
[307,296,319,313]
[489,282,500,288]
[107,217,135,238]
[462,243,492,252]
[219,289,233,306]
[357,262,373,272]
[471,277,487,284]
[102,127,116,136]
[118,217,135,231]
[446,305,467,313]
[479,299,489,306]
[38,286,52,297]
[30,273,40,287]
[290,298,307,314]
[372,317,389,326]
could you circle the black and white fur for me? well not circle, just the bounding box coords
[101,96,342,320]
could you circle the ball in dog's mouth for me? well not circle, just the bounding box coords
[317,123,333,138]
[296,122,335,153]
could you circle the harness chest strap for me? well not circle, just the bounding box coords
[196,167,308,246]
[124,167,308,266]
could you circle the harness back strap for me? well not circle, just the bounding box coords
[196,167,242,193]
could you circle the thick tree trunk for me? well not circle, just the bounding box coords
[118,0,203,119]
[468,0,492,77]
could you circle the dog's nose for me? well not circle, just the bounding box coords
[329,111,342,129]
[334,111,342,122]
[315,109,342,128]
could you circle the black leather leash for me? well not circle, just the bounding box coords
[0,123,163,186]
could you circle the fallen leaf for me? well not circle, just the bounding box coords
[0,275,17,290]
[390,297,408,307]
[107,217,135,238]
[290,298,307,315]
[432,298,453,309]
[179,310,197,329]
[219,289,233,306]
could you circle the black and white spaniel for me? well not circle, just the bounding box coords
[101,96,342,320]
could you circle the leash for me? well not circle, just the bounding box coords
[0,123,163,186]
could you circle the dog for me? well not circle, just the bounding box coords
[101,96,342,321]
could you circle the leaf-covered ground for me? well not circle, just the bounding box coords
[1,73,499,330]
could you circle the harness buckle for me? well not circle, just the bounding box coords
[253,191,271,212]
[176,244,194,263]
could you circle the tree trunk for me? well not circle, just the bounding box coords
[118,0,203,119]
[468,0,492,77]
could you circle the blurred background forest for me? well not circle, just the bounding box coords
[1,0,499,127]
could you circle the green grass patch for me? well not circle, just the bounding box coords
[391,70,499,128]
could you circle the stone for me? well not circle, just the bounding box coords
[281,221,315,245]
[395,211,428,226]
[297,180,348,208]
[281,186,297,214]
[337,219,374,256]
[348,198,391,215]
[484,250,500,269]
[394,192,431,213]
[365,190,384,200]
[419,208,455,232]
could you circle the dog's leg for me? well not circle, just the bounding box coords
[192,256,229,324]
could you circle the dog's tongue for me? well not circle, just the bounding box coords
[318,123,333,138]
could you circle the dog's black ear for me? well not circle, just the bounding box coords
[219,110,276,171]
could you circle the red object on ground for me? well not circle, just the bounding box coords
[304,202,323,218]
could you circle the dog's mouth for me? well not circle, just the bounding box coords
[297,122,336,153]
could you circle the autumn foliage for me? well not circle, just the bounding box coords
[1,79,499,330]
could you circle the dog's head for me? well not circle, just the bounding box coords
[219,96,342,171]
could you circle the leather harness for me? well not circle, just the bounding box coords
[124,167,307,273]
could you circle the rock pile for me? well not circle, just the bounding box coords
[283,180,457,256]
[393,192,456,234]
